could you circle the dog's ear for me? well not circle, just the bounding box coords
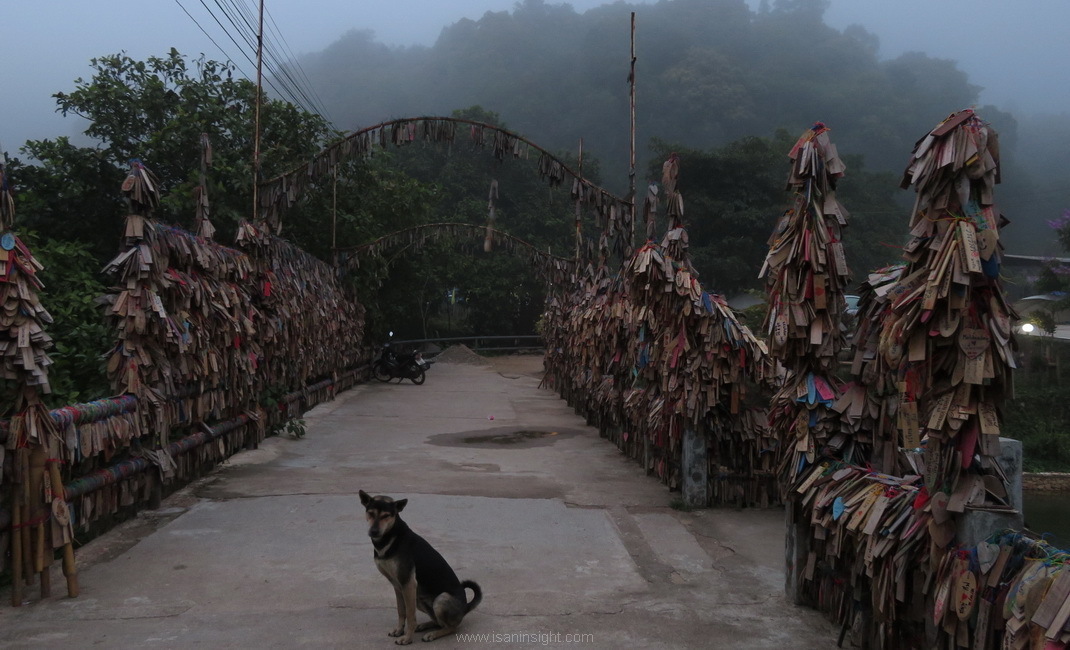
[395,498,408,512]
[359,490,371,506]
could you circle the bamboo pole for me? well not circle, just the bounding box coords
[331,165,338,265]
[47,460,79,598]
[29,446,50,598]
[575,138,583,261]
[10,499,23,606]
[19,450,32,587]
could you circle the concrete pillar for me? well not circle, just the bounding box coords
[956,437,1024,547]
[681,427,708,508]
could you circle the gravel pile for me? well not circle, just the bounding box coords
[433,344,491,366]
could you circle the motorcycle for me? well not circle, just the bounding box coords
[372,344,429,385]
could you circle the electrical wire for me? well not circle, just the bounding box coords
[176,0,332,125]
[211,0,332,123]
[174,0,253,79]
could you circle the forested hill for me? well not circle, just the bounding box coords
[300,0,1001,189]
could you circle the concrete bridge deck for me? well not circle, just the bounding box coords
[1,355,834,649]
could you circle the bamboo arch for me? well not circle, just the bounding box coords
[336,221,576,289]
[257,116,636,260]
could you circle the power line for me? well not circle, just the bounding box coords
[174,0,252,79]
[262,3,333,122]
[178,0,332,124]
[212,0,332,123]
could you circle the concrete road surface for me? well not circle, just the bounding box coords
[1,355,835,649]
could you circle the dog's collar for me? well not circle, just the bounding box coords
[371,519,408,558]
[372,536,396,559]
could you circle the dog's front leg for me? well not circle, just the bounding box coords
[394,578,418,645]
[388,586,406,638]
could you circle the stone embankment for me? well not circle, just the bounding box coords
[1023,472,1070,491]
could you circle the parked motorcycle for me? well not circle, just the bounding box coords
[372,343,429,385]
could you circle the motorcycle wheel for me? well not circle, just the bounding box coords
[409,367,426,385]
[373,361,392,382]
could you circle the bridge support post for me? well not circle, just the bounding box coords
[956,437,1024,546]
[784,498,809,605]
[681,428,707,508]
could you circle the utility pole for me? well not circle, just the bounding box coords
[252,0,265,224]
[576,138,583,261]
[628,12,637,251]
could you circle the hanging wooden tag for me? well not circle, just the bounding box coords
[938,309,961,338]
[977,542,1000,575]
[928,392,954,430]
[977,228,999,261]
[978,402,1001,435]
[959,221,983,274]
[955,568,977,620]
[931,491,951,524]
[959,328,989,359]
[964,352,986,385]
[813,273,827,310]
[899,401,921,448]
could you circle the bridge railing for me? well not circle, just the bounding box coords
[389,335,543,355]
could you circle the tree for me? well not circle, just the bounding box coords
[18,50,331,251]
[648,130,903,297]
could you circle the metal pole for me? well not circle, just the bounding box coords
[629,12,637,250]
[252,0,265,223]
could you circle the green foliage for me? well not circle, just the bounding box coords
[22,234,110,405]
[347,106,577,341]
[279,418,307,439]
[18,50,330,253]
[1005,385,1070,472]
[648,131,902,296]
[1029,310,1058,337]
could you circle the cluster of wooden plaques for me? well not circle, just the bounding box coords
[0,234,52,403]
[103,159,365,456]
[543,172,775,505]
[761,124,853,489]
[793,460,1070,648]
[1,168,79,602]
[785,110,1035,647]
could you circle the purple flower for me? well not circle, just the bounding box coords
[1047,208,1070,231]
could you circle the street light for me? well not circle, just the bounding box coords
[1021,323,1035,334]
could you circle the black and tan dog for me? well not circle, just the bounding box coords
[359,490,482,644]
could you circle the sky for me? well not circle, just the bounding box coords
[2,0,1069,153]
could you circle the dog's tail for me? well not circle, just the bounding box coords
[461,580,482,613]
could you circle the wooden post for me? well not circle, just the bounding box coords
[19,451,33,587]
[29,446,50,598]
[11,499,23,606]
[575,139,583,262]
[47,461,80,598]
[331,165,338,265]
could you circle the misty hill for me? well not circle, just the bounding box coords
[293,0,1065,255]
[301,1,982,179]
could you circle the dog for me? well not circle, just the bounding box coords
[359,490,482,644]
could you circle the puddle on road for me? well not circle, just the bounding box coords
[427,426,580,449]
[465,430,556,444]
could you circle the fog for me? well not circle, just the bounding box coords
[3,1,1068,176]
